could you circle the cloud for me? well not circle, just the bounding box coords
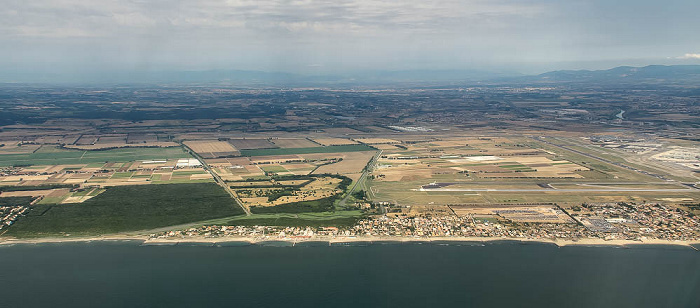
[1,0,699,74]
[0,0,546,39]
[677,53,700,59]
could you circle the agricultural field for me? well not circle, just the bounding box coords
[269,138,320,148]
[259,164,289,174]
[353,138,400,145]
[207,156,318,181]
[4,183,244,237]
[311,138,358,146]
[228,174,352,213]
[207,157,265,181]
[280,163,317,175]
[205,144,376,181]
[64,134,178,150]
[75,135,100,145]
[1,157,212,188]
[228,139,277,150]
[183,140,239,158]
[232,175,344,208]
[0,145,190,167]
[0,188,63,198]
[311,151,376,180]
[0,142,41,154]
[321,127,365,134]
[126,133,159,144]
[239,144,374,157]
[1,170,213,206]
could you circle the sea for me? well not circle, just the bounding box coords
[1,240,699,308]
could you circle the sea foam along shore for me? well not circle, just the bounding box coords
[1,234,699,249]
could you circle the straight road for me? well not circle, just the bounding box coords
[180,142,251,216]
[337,150,382,208]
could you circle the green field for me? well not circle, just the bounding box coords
[0,184,77,192]
[111,172,134,179]
[0,146,191,167]
[152,178,214,184]
[226,211,363,227]
[239,144,375,157]
[172,170,208,175]
[37,194,69,205]
[260,165,288,173]
[4,183,245,237]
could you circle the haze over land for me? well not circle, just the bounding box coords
[2,0,700,83]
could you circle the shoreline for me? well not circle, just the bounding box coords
[2,235,699,249]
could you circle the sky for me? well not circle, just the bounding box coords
[1,0,700,80]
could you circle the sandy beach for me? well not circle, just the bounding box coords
[2,234,698,249]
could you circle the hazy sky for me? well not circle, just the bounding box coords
[2,0,700,77]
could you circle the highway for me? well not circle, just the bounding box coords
[180,143,251,216]
[337,150,382,208]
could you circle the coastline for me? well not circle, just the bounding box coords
[2,234,699,250]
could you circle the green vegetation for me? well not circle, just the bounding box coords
[229,216,359,227]
[226,211,363,227]
[0,146,190,167]
[111,172,134,178]
[87,188,105,196]
[5,183,244,237]
[352,190,367,200]
[152,178,214,184]
[260,165,288,173]
[239,144,374,157]
[173,170,208,175]
[70,189,92,197]
[0,196,34,207]
[37,194,69,205]
[0,184,77,192]
[499,164,535,172]
[251,195,337,214]
[267,188,298,202]
[248,174,352,214]
[67,188,105,198]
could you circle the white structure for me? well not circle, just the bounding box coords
[176,158,202,168]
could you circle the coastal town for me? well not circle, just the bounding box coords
[150,202,700,244]
[0,204,29,231]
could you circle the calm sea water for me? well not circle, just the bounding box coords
[1,241,699,308]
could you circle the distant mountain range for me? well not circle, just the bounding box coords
[107,69,518,85]
[2,65,699,85]
[499,65,700,85]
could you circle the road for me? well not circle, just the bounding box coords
[337,150,382,208]
[180,143,251,216]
